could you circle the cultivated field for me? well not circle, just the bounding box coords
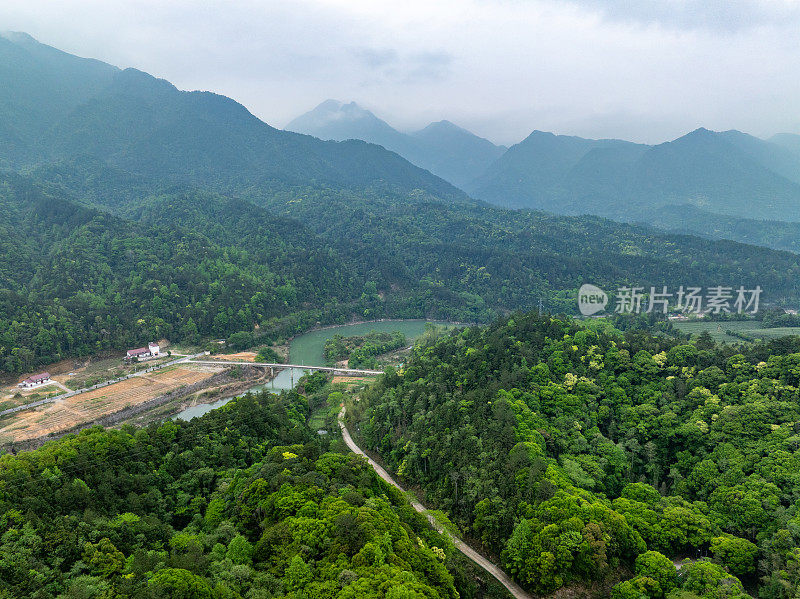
[213,352,257,362]
[674,320,800,343]
[0,366,219,443]
[0,384,65,413]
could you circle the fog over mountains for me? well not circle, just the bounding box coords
[286,100,506,189]
[0,31,464,201]
[288,98,800,250]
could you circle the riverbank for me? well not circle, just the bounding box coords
[0,365,275,452]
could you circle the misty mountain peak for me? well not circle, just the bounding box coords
[414,120,474,138]
[0,31,38,45]
[285,99,392,138]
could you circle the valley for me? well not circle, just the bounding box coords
[1,20,800,599]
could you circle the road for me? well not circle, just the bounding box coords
[2,355,380,420]
[0,352,208,419]
[338,407,533,599]
[188,360,382,376]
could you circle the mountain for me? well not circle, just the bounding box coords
[286,100,506,189]
[718,129,800,184]
[409,120,507,190]
[0,174,370,372]
[285,99,415,155]
[770,132,800,158]
[628,128,800,219]
[469,126,800,223]
[467,130,647,211]
[5,33,800,374]
[0,31,118,166]
[0,33,464,201]
[351,310,800,596]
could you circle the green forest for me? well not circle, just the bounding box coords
[350,312,800,598]
[324,332,407,369]
[0,382,500,599]
[5,166,800,375]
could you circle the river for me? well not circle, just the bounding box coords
[173,320,455,420]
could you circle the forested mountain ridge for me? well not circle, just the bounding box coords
[642,204,800,253]
[256,185,800,314]
[468,127,800,224]
[287,100,506,189]
[0,31,118,166]
[0,176,368,372]
[351,312,800,597]
[0,385,480,598]
[0,33,465,202]
[6,166,800,374]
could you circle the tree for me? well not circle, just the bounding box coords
[148,568,214,599]
[682,561,745,599]
[285,555,313,591]
[226,534,254,565]
[709,535,758,578]
[635,551,678,596]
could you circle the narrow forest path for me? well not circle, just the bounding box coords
[338,406,534,599]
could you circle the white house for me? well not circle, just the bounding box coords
[125,342,161,362]
[18,372,51,388]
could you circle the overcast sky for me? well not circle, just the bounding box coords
[2,0,800,145]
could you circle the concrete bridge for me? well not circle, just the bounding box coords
[187,360,384,376]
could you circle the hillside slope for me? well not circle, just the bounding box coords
[287,100,505,189]
[351,311,800,596]
[469,127,800,222]
[0,34,464,201]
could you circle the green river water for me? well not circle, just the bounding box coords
[174,320,457,420]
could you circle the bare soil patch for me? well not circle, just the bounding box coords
[0,366,218,443]
[213,352,258,362]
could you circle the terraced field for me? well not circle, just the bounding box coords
[0,366,219,443]
[674,320,800,343]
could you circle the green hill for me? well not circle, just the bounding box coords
[287,100,505,189]
[0,386,477,598]
[351,310,800,596]
[0,33,464,202]
[0,176,367,372]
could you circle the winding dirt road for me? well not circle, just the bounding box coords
[338,407,533,599]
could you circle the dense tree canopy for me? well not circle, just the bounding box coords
[352,312,800,597]
[5,159,800,375]
[0,386,478,599]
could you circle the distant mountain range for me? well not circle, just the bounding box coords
[467,127,800,224]
[3,31,800,371]
[287,99,800,240]
[466,129,800,221]
[0,31,464,202]
[286,100,506,189]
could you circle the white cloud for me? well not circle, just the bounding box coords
[1,0,799,144]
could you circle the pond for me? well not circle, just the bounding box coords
[173,319,458,421]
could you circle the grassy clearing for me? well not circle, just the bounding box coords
[674,320,800,343]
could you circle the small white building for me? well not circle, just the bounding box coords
[18,372,51,388]
[125,342,161,362]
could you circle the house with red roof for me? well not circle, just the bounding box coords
[125,342,161,363]
[18,372,51,388]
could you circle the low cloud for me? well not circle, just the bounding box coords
[350,47,452,84]
[564,0,800,32]
[1,0,799,145]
